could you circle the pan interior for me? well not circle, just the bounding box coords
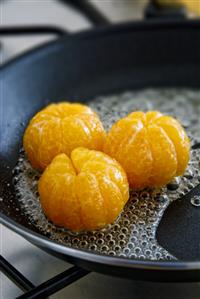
[13,88,200,261]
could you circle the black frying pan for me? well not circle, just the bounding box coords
[0,12,200,282]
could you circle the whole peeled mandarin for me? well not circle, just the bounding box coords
[23,102,106,171]
[38,147,129,232]
[104,111,190,189]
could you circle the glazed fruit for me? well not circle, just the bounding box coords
[23,102,106,171]
[38,147,129,231]
[104,111,190,189]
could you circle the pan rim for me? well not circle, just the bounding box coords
[1,19,200,73]
[1,18,200,273]
[1,213,200,271]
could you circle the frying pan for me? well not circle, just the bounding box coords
[0,4,200,282]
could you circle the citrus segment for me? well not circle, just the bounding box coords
[154,116,190,175]
[147,125,177,186]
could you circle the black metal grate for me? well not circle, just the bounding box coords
[0,253,90,299]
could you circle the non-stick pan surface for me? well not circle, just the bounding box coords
[0,20,200,282]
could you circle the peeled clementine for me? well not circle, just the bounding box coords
[104,111,190,189]
[23,103,106,171]
[38,147,129,231]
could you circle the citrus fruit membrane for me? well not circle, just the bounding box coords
[14,89,200,260]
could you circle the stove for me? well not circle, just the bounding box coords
[1,1,200,298]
